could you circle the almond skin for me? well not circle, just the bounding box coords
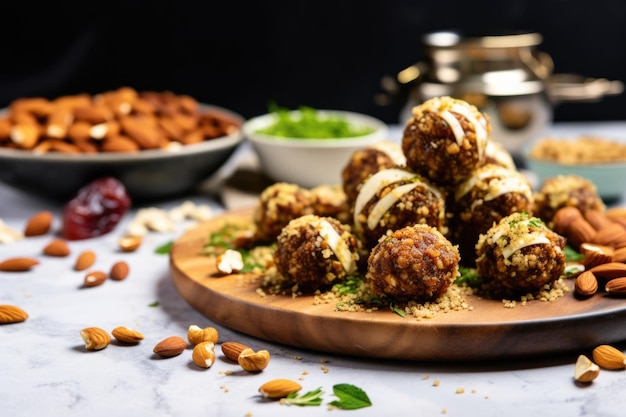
[0,257,39,272]
[589,262,626,281]
[0,304,29,323]
[221,341,250,362]
[605,277,626,296]
[83,271,107,288]
[24,211,54,236]
[43,238,70,257]
[74,250,96,271]
[109,261,129,281]
[574,271,598,297]
[259,379,302,399]
[153,336,187,358]
[111,326,144,344]
[592,345,626,369]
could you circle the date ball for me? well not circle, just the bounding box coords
[352,167,446,249]
[274,214,360,293]
[451,164,534,264]
[475,212,566,292]
[253,182,316,242]
[532,174,605,224]
[342,141,406,205]
[402,96,490,186]
[366,224,460,302]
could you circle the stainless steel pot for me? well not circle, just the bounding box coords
[390,31,623,155]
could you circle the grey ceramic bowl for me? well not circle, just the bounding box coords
[0,105,244,202]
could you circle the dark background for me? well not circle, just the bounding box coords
[2,0,625,125]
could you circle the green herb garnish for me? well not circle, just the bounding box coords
[565,245,584,262]
[328,384,372,410]
[281,387,324,406]
[155,241,173,255]
[390,303,407,317]
[455,266,482,287]
[257,104,375,139]
[148,301,160,307]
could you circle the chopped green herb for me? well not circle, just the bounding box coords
[455,266,482,287]
[256,104,375,139]
[155,241,173,255]
[528,217,544,228]
[565,245,584,262]
[390,303,406,317]
[328,384,372,410]
[148,301,160,307]
[333,276,362,295]
[281,387,324,406]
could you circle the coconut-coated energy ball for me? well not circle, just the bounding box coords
[402,96,490,186]
[475,212,566,292]
[253,182,316,242]
[273,214,360,293]
[532,174,605,224]
[342,140,406,205]
[366,224,460,302]
[352,167,447,250]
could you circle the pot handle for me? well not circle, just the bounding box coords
[547,74,624,103]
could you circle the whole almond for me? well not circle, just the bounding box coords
[589,262,626,281]
[111,326,144,344]
[153,336,187,357]
[259,379,302,399]
[583,209,614,231]
[43,238,70,257]
[612,247,626,263]
[592,225,626,248]
[221,341,250,362]
[605,277,626,296]
[24,211,54,236]
[74,250,96,271]
[0,257,39,272]
[567,217,597,249]
[552,206,582,235]
[110,261,129,281]
[574,271,598,297]
[80,327,111,350]
[592,345,626,369]
[0,304,29,323]
[83,271,107,287]
[579,243,613,269]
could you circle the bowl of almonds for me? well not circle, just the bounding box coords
[0,87,244,201]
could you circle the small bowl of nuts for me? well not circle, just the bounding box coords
[524,135,626,202]
[0,87,244,201]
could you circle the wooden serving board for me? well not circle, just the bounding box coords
[169,208,626,361]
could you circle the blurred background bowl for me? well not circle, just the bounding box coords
[243,110,388,188]
[0,105,244,202]
[523,136,626,202]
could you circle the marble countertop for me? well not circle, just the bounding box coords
[2,122,626,417]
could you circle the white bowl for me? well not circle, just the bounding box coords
[243,110,389,188]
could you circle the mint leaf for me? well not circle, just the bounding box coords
[390,303,406,317]
[328,384,372,410]
[281,387,324,406]
[155,241,173,255]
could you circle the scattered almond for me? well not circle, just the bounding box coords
[111,326,144,344]
[259,379,302,399]
[605,277,626,296]
[110,261,129,281]
[238,348,270,372]
[83,271,107,287]
[74,250,96,271]
[221,341,250,362]
[0,304,29,323]
[80,327,111,350]
[574,354,600,383]
[574,271,598,297]
[153,336,187,358]
[191,341,216,368]
[216,249,244,274]
[187,324,219,345]
[0,257,39,272]
[592,345,626,369]
[24,211,54,236]
[43,238,70,257]
[579,243,613,269]
[118,235,142,252]
[589,262,626,281]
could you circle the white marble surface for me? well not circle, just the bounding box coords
[2,122,626,417]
